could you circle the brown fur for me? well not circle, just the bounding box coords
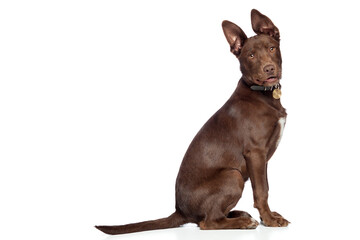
[96,9,289,235]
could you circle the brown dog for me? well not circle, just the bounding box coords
[96,9,289,235]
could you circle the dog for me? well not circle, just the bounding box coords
[96,9,289,235]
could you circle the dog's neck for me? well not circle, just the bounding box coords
[238,77,282,100]
[240,77,281,91]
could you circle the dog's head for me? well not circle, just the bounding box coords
[222,9,281,87]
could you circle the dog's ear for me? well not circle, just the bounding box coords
[251,9,280,41]
[222,20,248,56]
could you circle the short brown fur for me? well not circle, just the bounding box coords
[96,9,289,235]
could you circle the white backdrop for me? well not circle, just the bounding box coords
[1,1,360,240]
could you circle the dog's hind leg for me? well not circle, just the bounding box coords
[198,169,259,230]
[200,214,259,230]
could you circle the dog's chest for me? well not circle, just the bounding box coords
[276,117,286,147]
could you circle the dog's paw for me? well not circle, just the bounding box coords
[237,216,259,229]
[260,212,290,227]
[248,217,260,229]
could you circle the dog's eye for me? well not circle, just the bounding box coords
[249,53,254,58]
[269,47,275,52]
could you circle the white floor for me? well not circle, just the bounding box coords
[94,220,353,240]
[99,225,291,240]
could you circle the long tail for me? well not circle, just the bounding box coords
[95,211,187,235]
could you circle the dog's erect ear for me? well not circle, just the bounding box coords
[251,9,280,41]
[222,20,248,56]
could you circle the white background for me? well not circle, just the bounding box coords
[1,1,360,240]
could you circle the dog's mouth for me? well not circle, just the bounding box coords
[255,76,280,86]
[265,76,278,83]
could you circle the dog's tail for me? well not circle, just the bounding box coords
[95,211,187,235]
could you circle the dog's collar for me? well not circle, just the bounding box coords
[250,83,280,91]
[248,82,282,99]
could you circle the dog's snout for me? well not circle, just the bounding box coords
[263,64,275,74]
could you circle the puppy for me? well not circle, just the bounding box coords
[96,9,289,235]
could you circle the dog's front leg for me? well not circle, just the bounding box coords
[245,150,289,227]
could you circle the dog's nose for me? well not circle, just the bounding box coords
[263,64,275,74]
